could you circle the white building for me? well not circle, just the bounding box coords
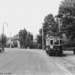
[6,34,20,48]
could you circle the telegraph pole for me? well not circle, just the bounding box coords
[58,18,62,32]
[10,32,12,48]
[42,25,44,50]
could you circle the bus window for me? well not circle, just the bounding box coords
[54,40,59,45]
[50,40,53,45]
[60,40,62,45]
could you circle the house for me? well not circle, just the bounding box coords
[6,34,20,48]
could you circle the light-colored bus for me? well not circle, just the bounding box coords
[46,36,63,56]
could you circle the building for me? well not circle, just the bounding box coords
[6,34,20,48]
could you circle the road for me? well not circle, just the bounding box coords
[0,48,74,75]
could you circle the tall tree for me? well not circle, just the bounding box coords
[28,33,33,41]
[36,34,42,49]
[25,34,31,48]
[25,33,33,48]
[43,14,58,37]
[0,34,7,49]
[19,28,27,48]
[36,14,58,49]
[58,0,75,42]
[36,28,43,49]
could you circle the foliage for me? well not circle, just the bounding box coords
[58,0,75,41]
[19,28,27,48]
[36,14,59,49]
[13,41,18,47]
[18,28,34,48]
[36,34,42,49]
[25,33,32,48]
[31,42,39,49]
[43,14,58,37]
[39,28,42,35]
[0,34,7,47]
[28,33,33,41]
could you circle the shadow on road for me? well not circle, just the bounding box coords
[49,53,75,57]
[64,53,75,56]
[48,51,75,57]
[49,54,67,57]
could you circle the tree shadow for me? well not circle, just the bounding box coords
[50,54,67,57]
[50,53,75,57]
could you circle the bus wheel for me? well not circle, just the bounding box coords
[58,53,61,56]
[73,48,75,54]
[49,53,53,56]
[74,50,75,54]
[46,50,48,54]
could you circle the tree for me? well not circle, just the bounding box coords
[36,14,58,49]
[43,14,58,37]
[58,0,75,46]
[36,34,42,49]
[36,28,43,49]
[41,14,59,48]
[13,41,18,47]
[28,32,33,41]
[25,33,32,48]
[0,34,7,49]
[18,28,34,48]
[39,28,42,35]
[19,28,27,48]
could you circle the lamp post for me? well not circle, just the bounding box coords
[2,22,8,50]
[3,22,8,35]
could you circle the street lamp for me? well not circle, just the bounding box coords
[2,22,8,50]
[3,22,8,35]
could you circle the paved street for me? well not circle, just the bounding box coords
[0,48,74,75]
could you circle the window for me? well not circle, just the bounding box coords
[50,40,53,45]
[60,40,62,45]
[54,40,59,45]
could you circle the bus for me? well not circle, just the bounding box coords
[45,36,63,56]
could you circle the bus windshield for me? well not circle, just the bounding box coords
[50,40,53,45]
[60,40,62,45]
[54,40,59,45]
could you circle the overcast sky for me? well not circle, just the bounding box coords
[0,0,62,38]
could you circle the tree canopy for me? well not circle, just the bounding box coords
[43,14,58,37]
[18,28,34,48]
[36,34,42,49]
[19,28,27,48]
[36,14,59,49]
[25,33,33,48]
[0,34,7,47]
[58,0,75,40]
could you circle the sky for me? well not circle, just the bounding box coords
[0,0,62,38]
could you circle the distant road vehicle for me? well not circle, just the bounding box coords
[45,35,75,55]
[45,35,63,56]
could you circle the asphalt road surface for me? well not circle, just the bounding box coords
[0,48,75,75]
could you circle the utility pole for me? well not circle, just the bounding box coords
[58,18,62,33]
[57,18,60,32]
[42,25,44,50]
[10,32,12,48]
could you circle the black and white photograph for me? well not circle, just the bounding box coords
[0,0,75,75]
